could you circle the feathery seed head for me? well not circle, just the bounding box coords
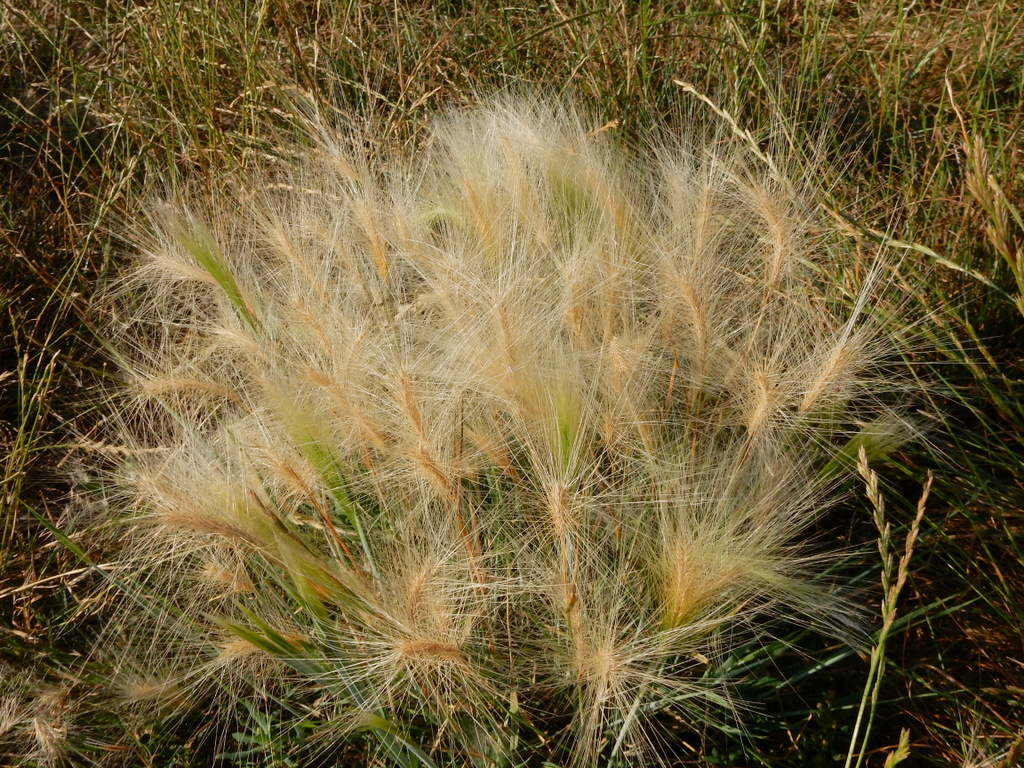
[101,96,908,764]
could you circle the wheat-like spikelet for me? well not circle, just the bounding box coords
[0,669,80,768]
[100,97,908,765]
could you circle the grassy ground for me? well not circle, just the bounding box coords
[1,0,1023,765]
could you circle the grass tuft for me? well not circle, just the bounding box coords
[95,97,909,766]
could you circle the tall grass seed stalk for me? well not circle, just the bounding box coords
[99,97,911,766]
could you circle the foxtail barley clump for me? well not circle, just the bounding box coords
[102,99,906,765]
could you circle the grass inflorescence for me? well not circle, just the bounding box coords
[97,98,909,766]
